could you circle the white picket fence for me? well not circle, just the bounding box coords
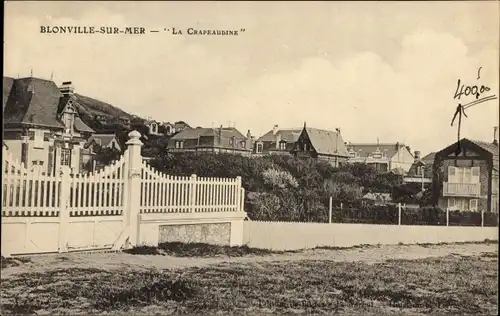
[2,131,246,256]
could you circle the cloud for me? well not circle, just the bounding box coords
[4,4,498,155]
[207,29,498,154]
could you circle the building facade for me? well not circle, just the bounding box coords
[3,77,95,174]
[432,135,499,213]
[167,126,253,155]
[346,142,414,174]
[253,125,302,155]
[290,124,349,167]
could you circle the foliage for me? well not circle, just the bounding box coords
[262,168,299,189]
[93,145,122,167]
[1,254,497,315]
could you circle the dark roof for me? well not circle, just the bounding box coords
[347,143,410,159]
[436,138,499,172]
[421,152,436,164]
[3,77,95,133]
[258,128,302,142]
[3,77,65,128]
[305,127,349,157]
[470,140,499,171]
[3,77,14,110]
[171,127,247,140]
[86,134,119,148]
[170,127,211,140]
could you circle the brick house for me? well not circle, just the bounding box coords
[167,126,254,155]
[253,125,302,155]
[290,124,349,167]
[3,77,95,174]
[346,142,414,174]
[432,133,499,213]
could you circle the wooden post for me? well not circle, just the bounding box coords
[398,202,402,226]
[125,131,143,247]
[329,196,333,224]
[235,176,242,212]
[481,210,484,227]
[446,208,449,227]
[58,170,71,253]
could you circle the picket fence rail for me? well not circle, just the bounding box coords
[2,131,246,254]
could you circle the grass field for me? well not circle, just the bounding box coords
[1,244,498,315]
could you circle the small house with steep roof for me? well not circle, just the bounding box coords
[291,123,349,167]
[254,124,302,155]
[432,130,499,213]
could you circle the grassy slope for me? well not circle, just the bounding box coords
[1,252,497,315]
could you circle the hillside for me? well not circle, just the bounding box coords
[74,93,133,119]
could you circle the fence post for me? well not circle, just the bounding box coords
[240,187,246,213]
[481,210,484,227]
[125,131,143,247]
[235,176,242,212]
[190,174,197,213]
[329,196,333,224]
[446,208,449,227]
[340,202,343,211]
[58,170,71,253]
[398,203,402,225]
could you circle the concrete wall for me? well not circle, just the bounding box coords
[243,221,499,251]
[1,216,124,255]
[138,212,246,247]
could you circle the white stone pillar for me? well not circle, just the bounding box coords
[125,131,143,247]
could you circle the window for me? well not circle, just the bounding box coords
[469,199,478,212]
[34,130,44,148]
[279,142,286,150]
[241,141,246,148]
[229,138,234,145]
[175,141,184,149]
[448,166,480,183]
[61,149,71,166]
[256,143,263,153]
[349,151,356,158]
[303,143,308,151]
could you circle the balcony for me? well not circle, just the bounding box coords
[443,182,480,197]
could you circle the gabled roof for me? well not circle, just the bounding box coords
[3,77,65,128]
[171,127,247,140]
[304,127,349,157]
[436,138,499,171]
[346,143,410,159]
[257,128,302,142]
[85,134,119,148]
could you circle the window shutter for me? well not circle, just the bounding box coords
[448,166,456,182]
[469,199,478,211]
[471,167,480,183]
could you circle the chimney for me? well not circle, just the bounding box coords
[273,124,279,135]
[275,133,281,149]
[494,126,499,145]
[59,81,74,96]
[246,130,253,150]
[414,150,421,161]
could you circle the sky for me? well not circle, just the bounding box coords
[4,1,500,155]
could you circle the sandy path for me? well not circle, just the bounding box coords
[1,243,497,279]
